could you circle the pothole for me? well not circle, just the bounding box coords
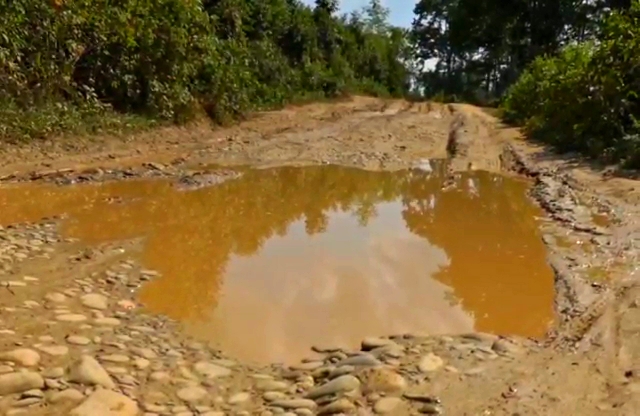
[0,163,555,364]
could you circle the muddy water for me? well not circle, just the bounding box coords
[0,164,554,364]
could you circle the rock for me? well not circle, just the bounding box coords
[66,335,91,346]
[419,404,443,414]
[134,358,150,370]
[68,355,115,389]
[94,317,120,326]
[81,293,109,310]
[361,337,398,351]
[271,399,318,410]
[149,371,170,382]
[256,380,289,392]
[37,345,69,356]
[403,393,440,404]
[70,389,138,416]
[177,386,207,403]
[0,372,44,395]
[228,392,250,404]
[374,397,402,414]
[359,368,407,394]
[0,349,41,366]
[418,353,444,373]
[42,367,64,378]
[318,398,355,415]
[57,314,87,322]
[492,338,523,356]
[306,375,360,399]
[0,365,13,374]
[291,361,324,371]
[336,354,382,368]
[48,389,85,404]
[44,293,67,303]
[263,391,287,402]
[131,347,157,360]
[99,354,130,363]
[194,361,231,378]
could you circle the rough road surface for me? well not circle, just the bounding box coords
[0,96,639,415]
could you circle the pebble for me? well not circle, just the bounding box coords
[66,335,91,346]
[361,337,398,351]
[48,389,85,404]
[194,361,231,378]
[131,347,157,359]
[0,372,44,395]
[359,368,407,394]
[177,386,208,403]
[0,349,41,366]
[257,380,289,392]
[42,367,64,378]
[318,398,355,415]
[135,358,151,369]
[418,353,444,372]
[81,293,109,310]
[57,314,87,322]
[100,354,130,363]
[263,391,287,402]
[374,397,402,414]
[94,317,121,326]
[37,345,69,356]
[337,354,382,368]
[271,399,318,410]
[306,375,360,399]
[228,392,250,404]
[492,339,522,356]
[70,389,138,416]
[68,355,116,389]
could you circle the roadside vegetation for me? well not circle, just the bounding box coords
[3,0,640,167]
[0,0,410,142]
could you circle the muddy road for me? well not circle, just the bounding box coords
[0,96,639,415]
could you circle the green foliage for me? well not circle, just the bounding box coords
[0,0,411,141]
[502,1,640,166]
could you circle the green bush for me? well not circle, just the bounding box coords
[0,0,412,142]
[502,1,640,166]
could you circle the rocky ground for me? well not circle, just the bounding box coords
[0,97,639,415]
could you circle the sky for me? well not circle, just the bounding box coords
[301,0,417,28]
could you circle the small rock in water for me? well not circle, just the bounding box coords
[306,375,360,399]
[418,353,444,373]
[70,389,138,416]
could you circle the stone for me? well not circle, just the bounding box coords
[131,347,157,360]
[70,389,138,416]
[336,354,382,368]
[194,361,231,378]
[48,389,84,404]
[149,371,170,382]
[318,398,355,415]
[68,355,115,389]
[81,293,109,310]
[361,337,398,351]
[228,392,250,404]
[374,397,402,414]
[177,386,208,403]
[263,391,287,402]
[359,368,407,394]
[42,367,64,378]
[0,349,41,366]
[57,314,87,322]
[271,399,318,410]
[100,354,130,363]
[0,372,44,395]
[37,345,69,356]
[418,353,444,373]
[134,358,151,369]
[94,317,120,326]
[492,338,523,356]
[257,380,289,392]
[306,375,360,399]
[67,335,91,346]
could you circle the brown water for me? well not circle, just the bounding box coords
[0,164,555,364]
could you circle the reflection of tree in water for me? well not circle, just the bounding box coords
[400,170,554,337]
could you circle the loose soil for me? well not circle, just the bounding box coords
[0,96,639,416]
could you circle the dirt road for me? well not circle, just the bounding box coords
[0,96,639,415]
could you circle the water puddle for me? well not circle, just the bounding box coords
[0,164,554,364]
